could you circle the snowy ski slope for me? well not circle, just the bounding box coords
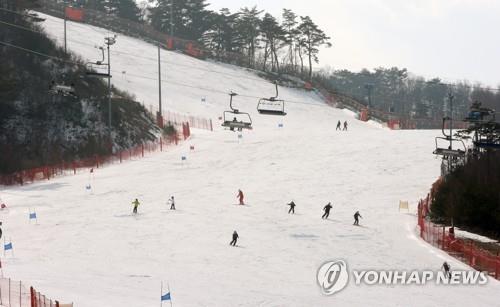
[0,13,499,306]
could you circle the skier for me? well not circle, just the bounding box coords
[336,120,342,131]
[343,121,348,131]
[237,189,244,205]
[353,211,362,225]
[230,117,237,131]
[287,201,296,214]
[132,198,140,214]
[230,230,239,246]
[442,261,451,279]
[169,196,176,210]
[322,202,333,219]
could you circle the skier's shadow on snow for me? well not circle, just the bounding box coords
[114,214,142,218]
[162,210,184,214]
[323,218,342,223]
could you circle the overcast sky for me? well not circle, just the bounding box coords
[207,0,500,87]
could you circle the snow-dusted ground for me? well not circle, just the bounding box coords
[455,228,500,245]
[0,13,498,307]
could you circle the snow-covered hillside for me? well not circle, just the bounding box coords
[0,13,498,307]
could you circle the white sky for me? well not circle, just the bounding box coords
[207,0,500,87]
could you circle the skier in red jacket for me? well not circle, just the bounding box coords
[237,189,244,205]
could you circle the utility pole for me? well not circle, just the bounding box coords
[64,7,67,53]
[448,92,454,150]
[158,42,163,127]
[447,91,454,174]
[105,35,116,151]
[170,0,174,37]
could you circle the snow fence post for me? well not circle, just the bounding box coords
[441,226,446,250]
[30,286,35,307]
[210,119,213,131]
[495,259,499,279]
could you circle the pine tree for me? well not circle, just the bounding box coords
[116,0,142,22]
[260,13,285,72]
[281,9,298,71]
[235,6,263,67]
[297,16,331,80]
[150,0,211,40]
[203,8,240,58]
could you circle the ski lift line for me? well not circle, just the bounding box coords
[0,18,65,41]
[19,26,268,85]
[119,70,325,107]
[0,39,325,108]
[0,40,81,66]
[4,7,499,94]
[107,49,266,83]
[0,19,45,33]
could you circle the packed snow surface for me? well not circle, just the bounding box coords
[0,13,499,307]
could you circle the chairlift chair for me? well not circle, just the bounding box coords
[49,80,77,97]
[464,101,496,122]
[433,117,467,158]
[221,92,253,131]
[433,137,467,157]
[86,63,111,78]
[86,47,111,78]
[27,13,46,22]
[257,82,286,116]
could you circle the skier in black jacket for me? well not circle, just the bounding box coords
[322,202,333,219]
[287,201,296,214]
[230,231,239,246]
[354,211,362,225]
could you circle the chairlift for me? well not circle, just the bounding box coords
[433,117,467,158]
[49,80,77,97]
[463,101,499,150]
[257,82,286,116]
[27,13,46,22]
[86,47,111,78]
[464,102,495,123]
[221,92,252,131]
[433,137,467,157]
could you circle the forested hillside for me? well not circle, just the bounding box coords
[313,67,500,123]
[0,0,157,174]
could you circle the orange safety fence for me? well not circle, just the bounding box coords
[0,277,72,307]
[150,107,213,132]
[0,127,190,186]
[417,183,500,280]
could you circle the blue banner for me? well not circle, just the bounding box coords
[4,243,12,250]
